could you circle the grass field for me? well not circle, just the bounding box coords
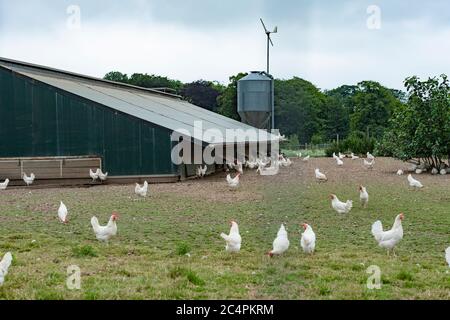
[0,157,449,300]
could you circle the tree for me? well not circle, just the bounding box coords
[350,81,403,139]
[128,73,183,92]
[379,75,450,168]
[104,71,129,83]
[217,73,248,121]
[275,77,327,144]
[181,80,224,112]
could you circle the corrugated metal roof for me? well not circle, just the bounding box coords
[0,58,278,144]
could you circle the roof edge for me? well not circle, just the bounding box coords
[0,57,183,100]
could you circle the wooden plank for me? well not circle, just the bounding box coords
[64,159,101,168]
[0,161,21,169]
[22,160,62,169]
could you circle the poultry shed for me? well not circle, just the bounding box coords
[0,57,277,186]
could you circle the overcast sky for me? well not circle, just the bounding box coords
[0,0,449,90]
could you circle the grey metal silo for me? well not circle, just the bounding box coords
[237,71,274,130]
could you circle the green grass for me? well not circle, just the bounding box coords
[72,245,98,258]
[0,158,449,300]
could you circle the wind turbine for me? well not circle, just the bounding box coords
[260,18,278,74]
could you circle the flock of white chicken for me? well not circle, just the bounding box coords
[216,150,449,267]
[0,152,449,288]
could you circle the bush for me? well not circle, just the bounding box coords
[325,132,376,157]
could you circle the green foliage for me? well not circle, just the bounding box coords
[72,245,97,258]
[104,72,183,92]
[350,81,403,139]
[325,131,376,157]
[104,71,129,83]
[175,242,191,256]
[379,74,450,167]
[280,134,300,150]
[169,267,205,286]
[275,77,327,144]
[181,80,224,112]
[217,73,248,121]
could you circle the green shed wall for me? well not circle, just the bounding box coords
[0,67,177,176]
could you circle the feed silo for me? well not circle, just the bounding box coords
[237,71,274,130]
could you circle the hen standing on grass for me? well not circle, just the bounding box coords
[135,181,149,197]
[330,194,353,214]
[58,201,68,224]
[407,174,423,190]
[371,213,404,256]
[91,213,119,242]
[359,186,369,208]
[268,224,290,257]
[0,179,9,190]
[0,252,12,286]
[300,224,316,254]
[220,221,242,253]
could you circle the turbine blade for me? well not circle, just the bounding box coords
[260,18,268,33]
[273,26,278,33]
[269,36,274,46]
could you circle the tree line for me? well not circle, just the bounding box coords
[104,71,449,167]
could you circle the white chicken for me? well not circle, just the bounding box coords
[23,173,35,186]
[0,252,13,286]
[446,247,450,267]
[89,169,99,182]
[367,152,375,160]
[256,159,269,169]
[91,213,119,242]
[58,201,68,224]
[351,153,359,160]
[226,173,240,189]
[363,159,375,169]
[371,213,404,255]
[302,155,310,162]
[246,161,258,169]
[440,169,447,175]
[396,169,404,176]
[268,224,290,257]
[332,152,338,160]
[330,194,353,214]
[359,186,369,208]
[280,158,292,167]
[236,162,244,174]
[300,224,316,254]
[196,165,207,178]
[96,169,108,181]
[336,157,344,166]
[315,169,328,182]
[257,163,279,176]
[338,152,345,160]
[407,174,423,190]
[297,152,302,158]
[135,181,149,197]
[0,179,9,190]
[220,220,242,253]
